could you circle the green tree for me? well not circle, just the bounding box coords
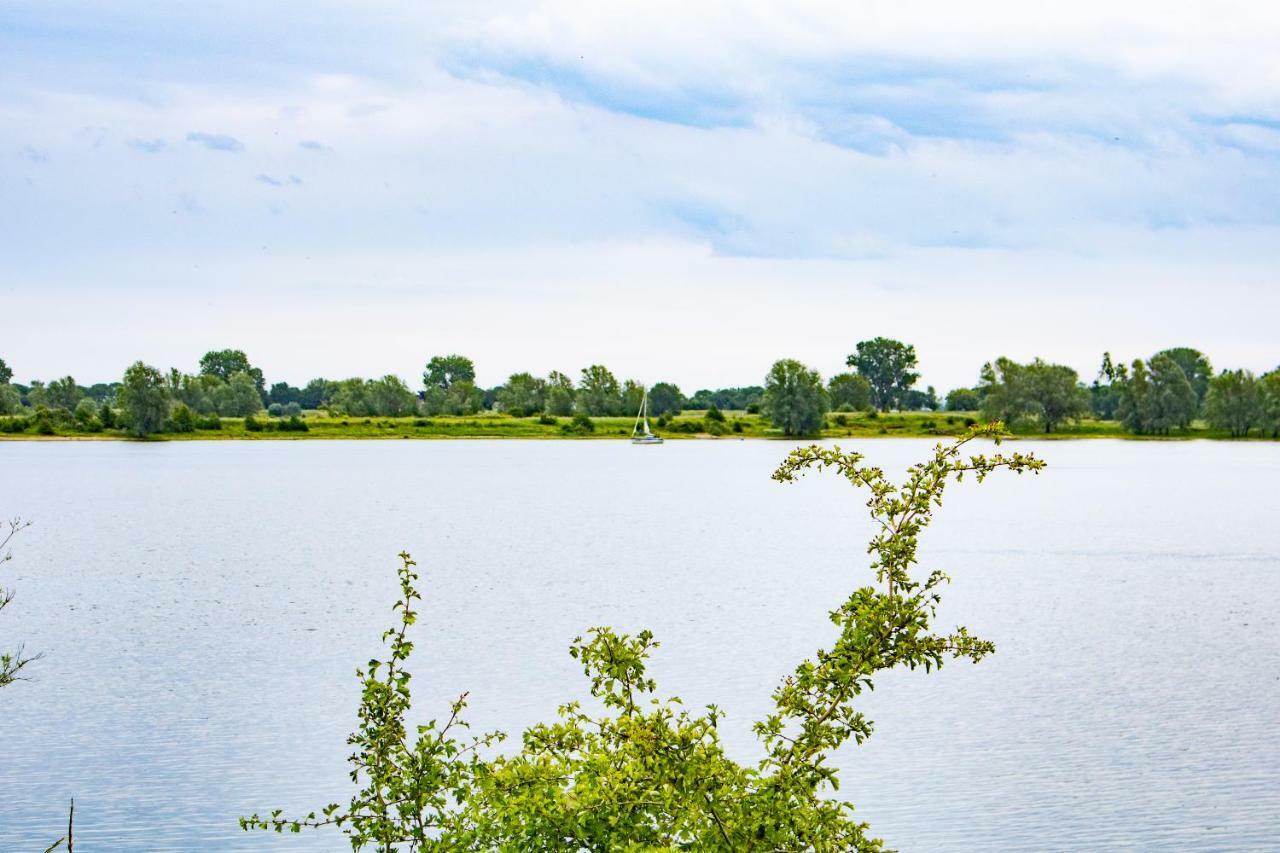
[903,386,940,411]
[827,372,871,411]
[647,382,683,416]
[215,371,264,417]
[73,398,101,430]
[543,370,575,416]
[1261,369,1280,438]
[330,378,373,416]
[763,358,828,436]
[1153,347,1212,407]
[620,379,645,418]
[577,365,621,416]
[25,381,48,409]
[1204,369,1263,437]
[296,378,333,410]
[423,355,476,392]
[0,357,11,385]
[495,372,545,416]
[200,349,265,397]
[847,337,919,411]
[117,361,170,436]
[1089,352,1121,420]
[1147,353,1198,433]
[0,384,20,415]
[45,376,83,410]
[244,429,1043,851]
[367,375,418,417]
[268,382,302,406]
[944,387,982,411]
[980,357,1089,433]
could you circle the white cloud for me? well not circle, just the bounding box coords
[2,2,1278,387]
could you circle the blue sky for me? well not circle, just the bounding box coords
[3,1,1279,390]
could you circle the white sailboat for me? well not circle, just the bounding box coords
[631,387,664,444]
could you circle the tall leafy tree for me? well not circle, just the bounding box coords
[646,382,684,416]
[944,387,982,412]
[495,372,545,416]
[1204,370,1263,437]
[0,357,12,385]
[368,375,418,416]
[118,361,170,436]
[268,382,302,406]
[979,357,1089,432]
[1153,347,1213,407]
[1147,353,1198,432]
[423,355,476,391]
[300,378,336,410]
[576,365,621,416]
[422,355,480,415]
[24,381,48,409]
[215,371,264,416]
[620,380,645,418]
[0,384,20,415]
[1260,369,1280,438]
[200,349,265,397]
[544,371,576,416]
[827,373,871,411]
[903,386,940,411]
[45,376,84,410]
[763,358,828,436]
[1089,352,1122,420]
[846,337,919,411]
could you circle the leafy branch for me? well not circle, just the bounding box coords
[244,426,1043,850]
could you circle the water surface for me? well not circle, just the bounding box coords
[1,438,1277,850]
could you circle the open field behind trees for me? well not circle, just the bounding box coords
[2,339,1279,441]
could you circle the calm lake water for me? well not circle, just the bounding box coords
[1,438,1277,851]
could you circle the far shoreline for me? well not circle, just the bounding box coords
[2,410,1275,443]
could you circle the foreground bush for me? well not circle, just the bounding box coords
[243,425,1042,850]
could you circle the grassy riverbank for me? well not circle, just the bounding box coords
[1,410,1273,441]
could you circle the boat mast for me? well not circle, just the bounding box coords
[632,387,647,437]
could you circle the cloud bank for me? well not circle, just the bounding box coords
[2,2,1278,387]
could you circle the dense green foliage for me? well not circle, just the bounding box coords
[576,364,623,415]
[199,349,266,397]
[4,342,1280,441]
[117,361,170,436]
[762,359,829,436]
[1204,370,1264,437]
[944,387,982,412]
[422,355,482,415]
[243,429,1043,850]
[847,338,919,411]
[827,372,872,411]
[979,358,1090,433]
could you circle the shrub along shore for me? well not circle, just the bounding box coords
[0,409,1272,442]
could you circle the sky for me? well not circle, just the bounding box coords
[3,1,1279,391]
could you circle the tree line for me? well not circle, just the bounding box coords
[2,340,1278,438]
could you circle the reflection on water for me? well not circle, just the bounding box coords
[1,438,1277,851]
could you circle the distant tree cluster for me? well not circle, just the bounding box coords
[1093,348,1279,437]
[3,341,1278,439]
[977,357,1090,433]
